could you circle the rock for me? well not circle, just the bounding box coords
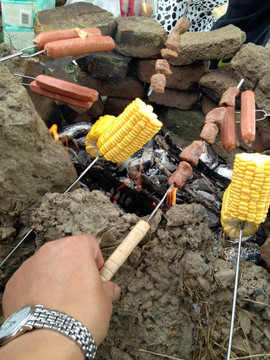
[104,97,132,116]
[239,312,251,335]
[77,51,132,82]
[214,259,235,289]
[0,64,78,241]
[135,59,209,91]
[75,67,145,99]
[180,252,209,277]
[0,45,61,127]
[198,66,240,108]
[31,189,124,248]
[159,107,204,145]
[169,25,246,66]
[250,289,270,312]
[149,88,199,110]
[261,236,270,266]
[35,2,115,36]
[114,17,167,58]
[200,95,219,115]
[230,43,270,113]
[59,96,104,123]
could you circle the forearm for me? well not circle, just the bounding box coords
[0,330,85,360]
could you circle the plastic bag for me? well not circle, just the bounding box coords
[66,0,121,18]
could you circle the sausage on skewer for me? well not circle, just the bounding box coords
[36,75,99,102]
[33,28,102,51]
[240,90,256,144]
[219,86,240,151]
[44,36,115,59]
[30,81,93,109]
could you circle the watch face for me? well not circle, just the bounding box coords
[0,306,32,341]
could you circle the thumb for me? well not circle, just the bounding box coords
[102,281,121,303]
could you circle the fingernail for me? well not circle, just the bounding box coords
[114,285,121,301]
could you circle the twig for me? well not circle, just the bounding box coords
[139,349,184,360]
[230,354,270,359]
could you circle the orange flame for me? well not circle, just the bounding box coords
[49,124,59,142]
[166,186,177,208]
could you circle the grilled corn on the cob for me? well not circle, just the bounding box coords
[85,115,116,158]
[85,98,163,163]
[221,153,270,238]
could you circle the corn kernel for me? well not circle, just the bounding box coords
[221,153,270,238]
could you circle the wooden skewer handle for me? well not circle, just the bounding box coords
[100,220,150,281]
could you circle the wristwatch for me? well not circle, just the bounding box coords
[0,305,97,359]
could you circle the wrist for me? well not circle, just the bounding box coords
[0,329,85,360]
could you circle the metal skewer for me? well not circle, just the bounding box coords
[0,156,100,268]
[235,109,270,122]
[226,221,245,360]
[147,0,192,97]
[0,45,36,62]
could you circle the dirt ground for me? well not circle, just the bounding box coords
[29,189,270,360]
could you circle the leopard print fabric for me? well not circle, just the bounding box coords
[155,0,228,33]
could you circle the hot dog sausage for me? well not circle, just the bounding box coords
[44,36,115,58]
[33,28,102,51]
[240,90,256,144]
[220,106,237,151]
[36,75,99,102]
[168,161,193,188]
[30,81,93,109]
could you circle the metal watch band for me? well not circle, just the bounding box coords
[28,305,97,359]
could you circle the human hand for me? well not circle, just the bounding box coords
[2,234,120,346]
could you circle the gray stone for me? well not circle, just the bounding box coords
[31,189,123,248]
[35,2,115,36]
[181,252,209,277]
[198,66,240,107]
[169,25,246,66]
[104,97,132,116]
[0,44,61,126]
[149,88,199,110]
[76,51,132,82]
[114,17,167,58]
[158,107,205,144]
[75,67,145,99]
[230,43,270,113]
[0,64,78,241]
[250,289,270,312]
